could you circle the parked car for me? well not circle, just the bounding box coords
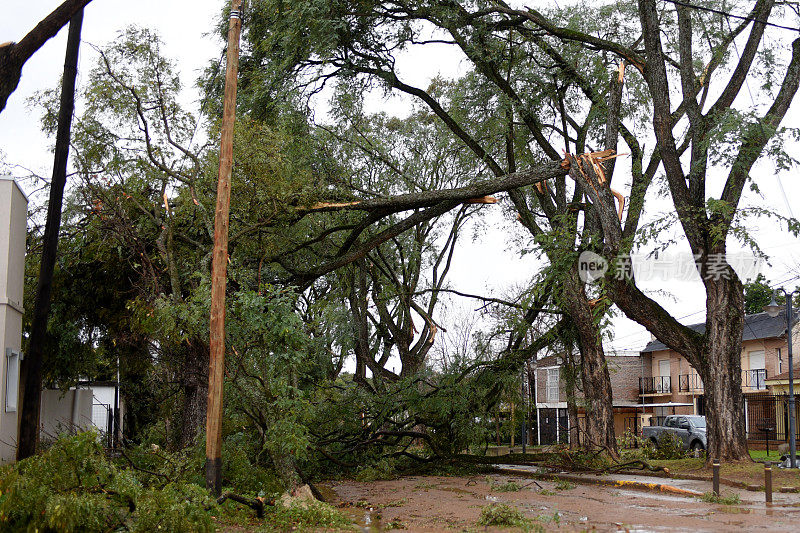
[642,415,707,453]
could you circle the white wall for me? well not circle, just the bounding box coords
[0,177,27,463]
[39,389,93,439]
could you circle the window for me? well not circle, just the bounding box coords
[657,359,671,393]
[5,348,21,412]
[749,350,765,369]
[546,368,560,403]
[748,350,766,389]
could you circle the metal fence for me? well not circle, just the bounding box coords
[742,369,767,390]
[744,393,800,443]
[91,402,116,448]
[677,374,704,392]
[639,376,672,394]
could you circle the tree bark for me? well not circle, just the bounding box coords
[701,275,748,460]
[179,339,210,449]
[269,448,304,494]
[562,341,582,449]
[562,270,617,454]
[0,0,93,113]
[17,9,83,461]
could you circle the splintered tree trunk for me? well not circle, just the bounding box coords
[563,270,617,455]
[179,340,209,448]
[702,277,749,461]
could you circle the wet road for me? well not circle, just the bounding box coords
[326,471,800,532]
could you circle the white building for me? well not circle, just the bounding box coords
[0,176,115,462]
[0,176,28,461]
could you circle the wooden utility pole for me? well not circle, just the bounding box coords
[205,0,243,496]
[17,8,83,461]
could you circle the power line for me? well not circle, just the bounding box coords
[661,0,800,33]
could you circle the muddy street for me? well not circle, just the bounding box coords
[324,473,800,532]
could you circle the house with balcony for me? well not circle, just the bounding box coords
[638,311,800,444]
[527,311,800,447]
[530,352,642,444]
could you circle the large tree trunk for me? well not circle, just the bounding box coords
[562,343,582,449]
[17,10,83,460]
[178,339,209,448]
[563,270,617,455]
[702,276,748,461]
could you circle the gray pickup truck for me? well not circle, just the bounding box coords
[642,415,707,453]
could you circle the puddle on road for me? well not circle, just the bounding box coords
[716,506,751,514]
[616,490,698,504]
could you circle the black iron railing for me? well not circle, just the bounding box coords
[678,374,704,392]
[743,369,767,390]
[639,376,672,394]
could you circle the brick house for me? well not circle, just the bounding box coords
[638,311,800,437]
[528,311,799,446]
[530,352,642,445]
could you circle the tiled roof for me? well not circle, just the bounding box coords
[766,365,800,382]
[640,311,791,353]
[529,354,564,367]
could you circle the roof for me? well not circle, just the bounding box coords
[640,311,790,353]
[766,366,800,382]
[529,354,563,368]
[0,175,30,202]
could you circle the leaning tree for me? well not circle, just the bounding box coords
[507,0,800,460]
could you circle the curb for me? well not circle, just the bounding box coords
[614,469,757,491]
[494,467,704,498]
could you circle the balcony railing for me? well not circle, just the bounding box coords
[639,376,672,394]
[743,369,767,390]
[678,374,704,392]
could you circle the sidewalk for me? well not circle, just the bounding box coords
[494,463,800,506]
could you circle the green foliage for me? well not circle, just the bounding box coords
[647,433,690,460]
[490,479,523,492]
[477,503,537,530]
[0,432,213,532]
[617,429,652,451]
[700,492,741,505]
[554,478,575,491]
[744,274,776,315]
[354,458,399,482]
[556,449,613,471]
[261,501,352,532]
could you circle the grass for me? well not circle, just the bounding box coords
[477,503,543,532]
[700,492,741,505]
[554,479,575,491]
[749,449,783,461]
[489,479,523,492]
[647,449,800,490]
[260,501,353,531]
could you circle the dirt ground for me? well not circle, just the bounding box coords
[323,473,800,531]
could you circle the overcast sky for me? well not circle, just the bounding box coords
[3,1,800,359]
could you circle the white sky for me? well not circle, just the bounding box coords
[2,1,800,360]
